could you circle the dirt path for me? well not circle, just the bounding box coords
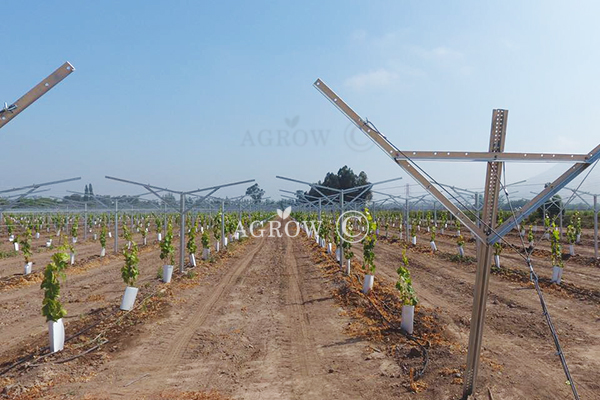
[350,237,600,399]
[43,233,408,399]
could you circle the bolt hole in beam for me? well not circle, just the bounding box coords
[0,62,75,131]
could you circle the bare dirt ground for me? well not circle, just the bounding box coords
[363,229,600,399]
[1,231,416,399]
[1,223,598,399]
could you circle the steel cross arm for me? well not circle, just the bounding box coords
[89,194,111,209]
[312,187,339,206]
[1,186,42,213]
[309,177,402,195]
[437,184,483,214]
[439,183,479,196]
[183,179,255,195]
[144,185,179,212]
[291,193,322,210]
[371,190,405,199]
[407,194,431,210]
[340,181,392,207]
[105,176,182,195]
[239,196,269,211]
[313,79,486,242]
[394,151,589,163]
[279,189,315,203]
[184,188,220,213]
[370,198,391,207]
[227,194,249,202]
[529,191,566,210]
[122,191,167,211]
[371,191,405,208]
[566,187,600,197]
[300,191,338,202]
[439,185,480,214]
[5,188,50,199]
[276,175,339,206]
[281,194,314,206]
[371,190,406,202]
[344,185,376,208]
[563,188,593,209]
[276,175,391,207]
[294,191,337,211]
[0,62,75,130]
[0,177,81,194]
[490,152,600,244]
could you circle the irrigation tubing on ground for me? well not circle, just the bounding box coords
[366,122,585,397]
[501,164,581,400]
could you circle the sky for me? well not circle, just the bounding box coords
[1,1,600,202]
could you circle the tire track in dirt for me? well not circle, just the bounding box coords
[281,233,320,380]
[47,230,408,399]
[163,236,268,365]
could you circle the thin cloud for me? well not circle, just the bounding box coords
[344,68,399,90]
[414,46,463,60]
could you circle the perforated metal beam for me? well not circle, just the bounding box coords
[0,62,75,130]
[463,110,507,397]
[313,78,597,398]
[395,150,588,162]
[313,78,486,242]
[490,143,600,244]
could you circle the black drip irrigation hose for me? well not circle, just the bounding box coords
[500,165,581,400]
[526,260,580,400]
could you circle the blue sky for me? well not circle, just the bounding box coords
[2,1,600,201]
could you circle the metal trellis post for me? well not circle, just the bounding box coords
[595,195,598,259]
[180,193,186,273]
[314,78,598,399]
[114,200,119,254]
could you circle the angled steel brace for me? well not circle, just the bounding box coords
[0,62,75,130]
[491,147,600,244]
[276,176,339,206]
[184,188,220,213]
[314,79,486,242]
[314,78,594,399]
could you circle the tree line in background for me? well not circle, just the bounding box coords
[297,165,372,203]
